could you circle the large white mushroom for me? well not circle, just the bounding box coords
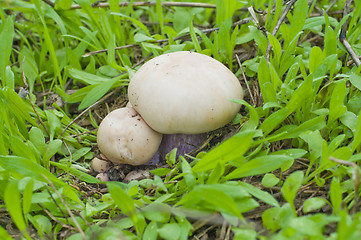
[128,51,244,161]
[128,51,243,134]
[97,107,163,165]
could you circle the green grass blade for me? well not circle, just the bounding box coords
[0,155,65,186]
[225,155,293,180]
[192,130,255,172]
[0,16,14,88]
[4,180,30,238]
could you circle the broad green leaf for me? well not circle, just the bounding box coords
[177,184,244,219]
[4,181,27,234]
[192,130,255,172]
[231,99,259,131]
[260,75,312,135]
[249,26,268,54]
[285,74,313,113]
[328,134,346,153]
[330,177,342,213]
[107,182,145,234]
[45,110,61,140]
[173,8,191,32]
[238,182,279,207]
[352,109,361,152]
[281,171,304,213]
[262,207,281,232]
[29,127,46,150]
[289,217,321,236]
[42,139,62,168]
[50,162,100,184]
[260,108,291,136]
[22,178,34,216]
[262,173,280,188]
[330,147,352,161]
[289,0,308,46]
[5,66,14,90]
[225,155,293,180]
[309,47,323,73]
[303,197,328,213]
[324,26,336,57]
[66,67,124,85]
[328,81,346,126]
[269,63,282,89]
[134,33,154,43]
[158,223,180,240]
[78,78,118,110]
[258,57,272,103]
[66,85,97,103]
[0,225,12,240]
[143,221,158,240]
[59,147,92,163]
[0,155,65,186]
[0,17,14,87]
[263,82,277,103]
[54,0,73,9]
[10,135,38,163]
[300,130,324,160]
[142,202,171,223]
[31,215,52,236]
[349,72,361,92]
[206,162,224,184]
[267,33,282,66]
[270,149,307,159]
[340,111,357,132]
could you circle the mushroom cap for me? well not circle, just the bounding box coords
[97,107,163,165]
[128,51,243,134]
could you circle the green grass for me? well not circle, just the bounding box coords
[1,0,361,239]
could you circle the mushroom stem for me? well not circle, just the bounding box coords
[146,133,208,165]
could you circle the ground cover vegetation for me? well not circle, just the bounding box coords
[1,0,361,239]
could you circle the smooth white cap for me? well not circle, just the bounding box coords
[97,107,163,165]
[128,51,243,134]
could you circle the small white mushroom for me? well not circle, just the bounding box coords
[91,157,109,172]
[97,107,163,165]
[128,51,243,134]
[96,172,109,182]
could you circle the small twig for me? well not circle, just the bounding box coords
[325,0,338,14]
[60,90,117,136]
[265,0,298,61]
[21,57,51,137]
[38,204,76,230]
[340,36,361,67]
[329,156,360,214]
[42,0,55,7]
[339,0,360,67]
[44,187,72,226]
[82,43,138,58]
[235,54,256,106]
[42,174,87,240]
[341,0,352,35]
[248,6,259,26]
